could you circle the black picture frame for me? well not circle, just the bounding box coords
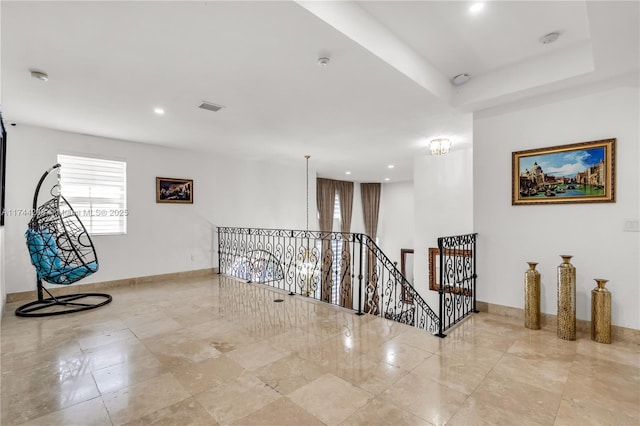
[0,111,6,226]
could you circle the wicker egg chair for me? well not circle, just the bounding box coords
[15,164,112,317]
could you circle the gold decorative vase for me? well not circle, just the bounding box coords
[557,255,576,340]
[524,262,541,330]
[591,279,612,344]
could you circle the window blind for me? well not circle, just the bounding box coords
[333,190,341,221]
[57,154,127,235]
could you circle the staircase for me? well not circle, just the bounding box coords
[217,227,477,337]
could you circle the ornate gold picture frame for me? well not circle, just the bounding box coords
[429,247,473,295]
[512,138,615,205]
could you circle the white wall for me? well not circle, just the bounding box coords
[378,181,414,268]
[1,1,4,313]
[0,228,4,315]
[414,149,474,305]
[4,125,311,295]
[474,79,640,329]
[213,158,312,231]
[350,183,366,236]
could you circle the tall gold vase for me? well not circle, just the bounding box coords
[591,279,612,344]
[524,262,541,330]
[557,255,576,340]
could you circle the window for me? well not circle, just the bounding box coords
[57,154,127,235]
[333,190,341,221]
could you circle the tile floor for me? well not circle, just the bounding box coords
[1,275,638,426]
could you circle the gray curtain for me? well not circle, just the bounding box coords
[316,178,335,302]
[361,183,381,314]
[336,180,354,307]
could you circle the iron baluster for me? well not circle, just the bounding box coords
[437,237,445,337]
[217,227,221,274]
[357,234,364,315]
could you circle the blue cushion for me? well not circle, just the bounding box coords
[47,262,98,284]
[25,229,98,284]
[25,229,62,279]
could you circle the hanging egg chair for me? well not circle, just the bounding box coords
[15,164,112,317]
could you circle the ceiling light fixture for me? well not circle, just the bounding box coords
[304,155,311,231]
[430,138,452,156]
[317,57,330,67]
[30,70,49,82]
[469,2,485,14]
[539,32,560,44]
[384,178,391,181]
[387,165,395,169]
[153,108,165,115]
[345,171,352,175]
[452,73,470,86]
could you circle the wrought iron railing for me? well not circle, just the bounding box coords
[436,233,478,337]
[217,227,441,334]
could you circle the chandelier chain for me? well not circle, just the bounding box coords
[305,155,310,231]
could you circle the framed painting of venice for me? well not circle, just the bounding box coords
[512,138,615,205]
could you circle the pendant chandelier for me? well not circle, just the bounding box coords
[430,138,452,156]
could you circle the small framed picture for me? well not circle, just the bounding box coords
[156,177,193,204]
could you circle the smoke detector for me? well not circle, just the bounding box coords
[30,70,49,82]
[539,32,560,44]
[452,73,470,86]
[317,57,330,67]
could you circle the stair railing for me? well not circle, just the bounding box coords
[437,233,479,337]
[217,227,477,336]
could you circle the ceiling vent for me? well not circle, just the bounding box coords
[198,101,224,112]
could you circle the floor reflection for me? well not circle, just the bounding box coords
[1,274,638,426]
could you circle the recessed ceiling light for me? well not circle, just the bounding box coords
[469,2,485,14]
[452,73,470,86]
[539,32,560,44]
[30,70,49,82]
[154,108,165,115]
[345,171,352,175]
[384,178,390,181]
[387,165,395,169]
